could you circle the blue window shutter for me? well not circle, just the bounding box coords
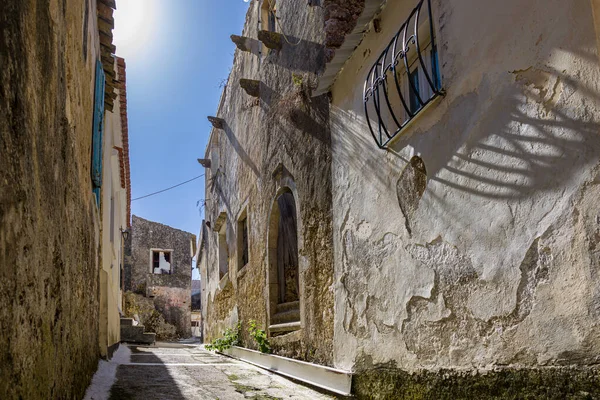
[91,60,105,205]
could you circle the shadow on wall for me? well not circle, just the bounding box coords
[268,36,326,74]
[223,122,260,177]
[260,83,330,145]
[109,349,185,399]
[333,49,600,205]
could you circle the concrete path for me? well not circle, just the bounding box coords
[84,342,337,400]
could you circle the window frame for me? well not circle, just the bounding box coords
[149,248,174,275]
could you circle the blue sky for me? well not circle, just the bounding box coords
[114,1,250,278]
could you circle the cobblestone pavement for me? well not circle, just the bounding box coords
[84,342,336,400]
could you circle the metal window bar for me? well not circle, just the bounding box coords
[364,0,444,149]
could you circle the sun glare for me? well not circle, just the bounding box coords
[113,0,157,59]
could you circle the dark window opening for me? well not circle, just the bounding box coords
[409,68,421,114]
[276,192,299,304]
[268,8,276,32]
[218,223,229,280]
[240,217,249,268]
[152,250,172,274]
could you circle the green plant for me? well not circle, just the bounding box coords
[292,73,303,87]
[205,323,241,352]
[248,320,271,354]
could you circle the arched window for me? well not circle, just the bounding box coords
[261,0,277,33]
[268,189,301,332]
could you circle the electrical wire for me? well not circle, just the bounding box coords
[132,175,205,201]
[266,0,302,46]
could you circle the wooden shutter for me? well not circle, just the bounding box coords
[91,60,106,206]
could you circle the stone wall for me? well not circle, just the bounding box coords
[201,0,335,365]
[328,0,600,394]
[128,215,194,337]
[0,0,103,398]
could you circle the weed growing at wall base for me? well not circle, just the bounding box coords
[205,323,241,352]
[248,320,271,354]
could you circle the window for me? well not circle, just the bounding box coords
[261,0,277,33]
[364,0,443,148]
[408,68,420,115]
[398,43,441,117]
[218,221,229,280]
[151,250,172,274]
[238,213,249,270]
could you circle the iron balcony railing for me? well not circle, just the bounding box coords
[364,0,444,149]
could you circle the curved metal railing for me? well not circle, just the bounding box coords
[364,0,444,149]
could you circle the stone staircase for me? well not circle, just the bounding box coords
[120,318,156,345]
[269,301,301,335]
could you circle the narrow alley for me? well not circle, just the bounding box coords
[85,343,334,400]
[2,0,600,398]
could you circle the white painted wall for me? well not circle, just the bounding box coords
[330,0,600,372]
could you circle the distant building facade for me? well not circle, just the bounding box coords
[200,0,600,397]
[126,215,196,338]
[191,280,202,337]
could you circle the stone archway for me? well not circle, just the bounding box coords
[267,189,301,333]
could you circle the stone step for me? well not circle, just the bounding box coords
[120,318,134,326]
[268,321,301,335]
[121,324,155,345]
[275,301,299,314]
[271,309,300,325]
[140,332,156,345]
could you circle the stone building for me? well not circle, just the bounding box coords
[125,215,196,337]
[0,0,129,398]
[199,0,335,364]
[200,0,600,397]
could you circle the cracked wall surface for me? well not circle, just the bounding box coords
[330,0,600,381]
[200,0,335,365]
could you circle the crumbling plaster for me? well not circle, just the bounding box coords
[201,0,335,364]
[330,0,600,372]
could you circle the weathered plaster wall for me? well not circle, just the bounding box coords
[201,0,335,365]
[99,57,128,357]
[330,0,600,381]
[128,215,194,337]
[0,0,103,398]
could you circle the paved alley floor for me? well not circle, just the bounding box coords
[84,342,337,400]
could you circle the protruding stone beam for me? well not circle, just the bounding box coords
[240,79,260,98]
[197,158,212,168]
[230,35,251,52]
[207,116,225,129]
[258,30,283,51]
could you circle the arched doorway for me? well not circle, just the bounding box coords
[268,189,301,332]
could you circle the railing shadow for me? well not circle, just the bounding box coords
[334,58,600,206]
